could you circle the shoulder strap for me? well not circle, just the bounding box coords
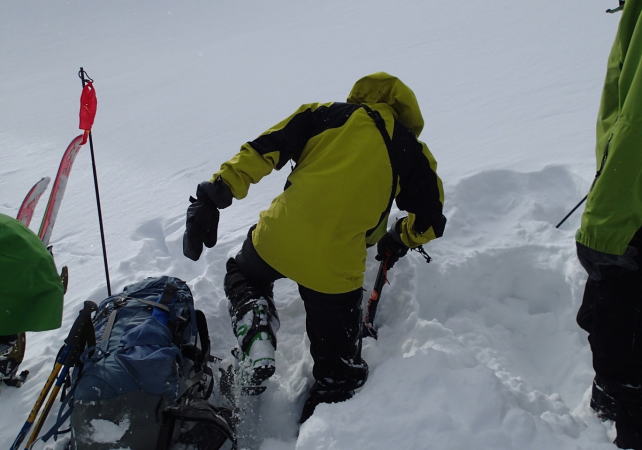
[361,105,399,238]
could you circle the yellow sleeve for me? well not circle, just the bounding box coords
[211,102,331,199]
[398,213,438,247]
[396,141,446,247]
[211,144,279,199]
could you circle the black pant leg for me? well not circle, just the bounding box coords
[299,285,368,389]
[579,260,642,449]
[224,226,284,308]
[582,266,642,388]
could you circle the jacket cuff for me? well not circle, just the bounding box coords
[199,177,233,209]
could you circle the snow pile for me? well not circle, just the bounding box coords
[294,166,613,449]
[0,0,622,449]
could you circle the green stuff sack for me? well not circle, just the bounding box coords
[0,213,64,335]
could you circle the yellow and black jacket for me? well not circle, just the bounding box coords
[213,73,445,293]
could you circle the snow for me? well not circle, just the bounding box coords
[87,417,130,444]
[0,0,622,449]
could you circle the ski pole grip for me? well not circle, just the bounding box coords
[62,301,97,366]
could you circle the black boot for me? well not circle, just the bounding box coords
[615,404,642,449]
[224,258,280,385]
[299,380,355,424]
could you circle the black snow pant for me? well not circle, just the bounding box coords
[577,245,642,448]
[224,227,368,391]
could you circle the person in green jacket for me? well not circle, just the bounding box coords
[575,2,642,448]
[0,213,65,385]
[183,72,446,422]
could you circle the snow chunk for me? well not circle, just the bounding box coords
[88,416,130,444]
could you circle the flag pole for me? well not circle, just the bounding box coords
[78,67,111,296]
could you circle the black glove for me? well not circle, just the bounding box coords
[183,179,233,261]
[376,219,409,268]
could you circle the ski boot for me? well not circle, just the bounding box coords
[0,333,29,387]
[615,405,642,449]
[299,376,366,424]
[232,296,280,385]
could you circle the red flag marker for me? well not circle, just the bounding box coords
[79,81,97,144]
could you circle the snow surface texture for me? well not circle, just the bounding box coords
[0,0,623,448]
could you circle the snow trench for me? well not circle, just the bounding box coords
[17,165,613,450]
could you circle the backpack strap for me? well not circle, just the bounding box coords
[97,297,172,352]
[156,400,235,450]
[39,368,79,442]
[195,310,211,367]
[361,105,399,239]
[134,297,171,312]
[181,310,213,371]
[99,309,118,352]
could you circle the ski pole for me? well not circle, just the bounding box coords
[362,255,391,340]
[11,301,96,450]
[25,300,96,448]
[606,0,624,13]
[9,359,63,450]
[26,363,74,448]
[555,195,587,229]
[78,67,111,296]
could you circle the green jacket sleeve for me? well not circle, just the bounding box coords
[576,2,642,255]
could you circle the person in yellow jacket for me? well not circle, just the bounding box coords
[183,72,446,422]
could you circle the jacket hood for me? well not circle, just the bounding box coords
[347,72,424,137]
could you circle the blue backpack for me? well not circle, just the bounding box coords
[46,276,235,449]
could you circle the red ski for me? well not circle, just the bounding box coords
[16,177,50,227]
[38,135,85,246]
